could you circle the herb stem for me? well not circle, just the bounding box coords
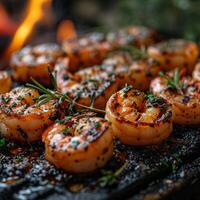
[114,161,128,176]
[27,78,106,114]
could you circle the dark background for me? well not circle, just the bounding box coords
[1,0,200,41]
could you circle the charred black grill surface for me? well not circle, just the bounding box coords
[0,125,200,200]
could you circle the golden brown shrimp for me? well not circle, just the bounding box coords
[10,43,64,85]
[147,39,199,73]
[193,61,200,81]
[42,113,113,173]
[0,87,61,142]
[55,63,118,109]
[62,32,112,71]
[108,26,158,48]
[0,71,12,93]
[105,86,173,145]
[102,52,161,90]
[62,26,157,71]
[150,70,200,125]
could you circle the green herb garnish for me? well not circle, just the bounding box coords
[159,69,183,95]
[26,73,105,114]
[122,84,133,94]
[62,128,70,135]
[0,138,6,148]
[117,45,147,60]
[56,116,72,124]
[145,93,165,108]
[94,121,101,129]
[98,162,127,187]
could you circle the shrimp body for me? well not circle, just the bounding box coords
[10,43,64,85]
[105,87,173,145]
[62,26,157,71]
[56,64,118,109]
[193,62,200,81]
[42,114,113,173]
[62,33,112,71]
[148,39,199,73]
[108,26,158,48]
[102,52,160,90]
[0,87,60,142]
[151,74,200,125]
[0,71,12,93]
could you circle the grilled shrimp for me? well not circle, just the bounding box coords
[193,62,200,81]
[0,87,60,142]
[10,43,64,85]
[62,26,157,71]
[62,32,112,71]
[150,71,200,125]
[108,26,158,48]
[55,63,118,109]
[0,71,12,93]
[102,52,160,90]
[105,86,173,145]
[42,113,113,173]
[147,39,199,73]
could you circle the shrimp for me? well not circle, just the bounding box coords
[0,71,12,93]
[105,86,173,145]
[42,113,113,173]
[62,26,157,71]
[108,26,158,48]
[147,39,199,73]
[0,87,61,142]
[102,52,161,90]
[10,43,64,85]
[193,62,200,81]
[55,63,118,109]
[150,70,200,125]
[62,32,112,71]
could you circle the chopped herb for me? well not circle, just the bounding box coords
[0,138,6,148]
[145,93,165,108]
[1,96,11,104]
[159,69,183,95]
[17,96,24,101]
[117,45,147,60]
[94,121,101,129]
[15,155,23,162]
[122,84,133,94]
[8,102,17,109]
[98,162,127,187]
[62,128,70,135]
[56,116,72,124]
[160,159,170,168]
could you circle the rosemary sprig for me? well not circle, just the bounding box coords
[26,78,105,114]
[159,69,183,95]
[117,45,147,60]
[98,162,128,187]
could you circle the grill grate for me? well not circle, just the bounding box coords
[0,125,200,200]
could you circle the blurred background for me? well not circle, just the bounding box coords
[0,0,199,58]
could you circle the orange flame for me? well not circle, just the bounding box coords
[4,0,52,58]
[57,20,77,42]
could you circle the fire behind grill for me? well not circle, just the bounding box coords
[0,124,200,200]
